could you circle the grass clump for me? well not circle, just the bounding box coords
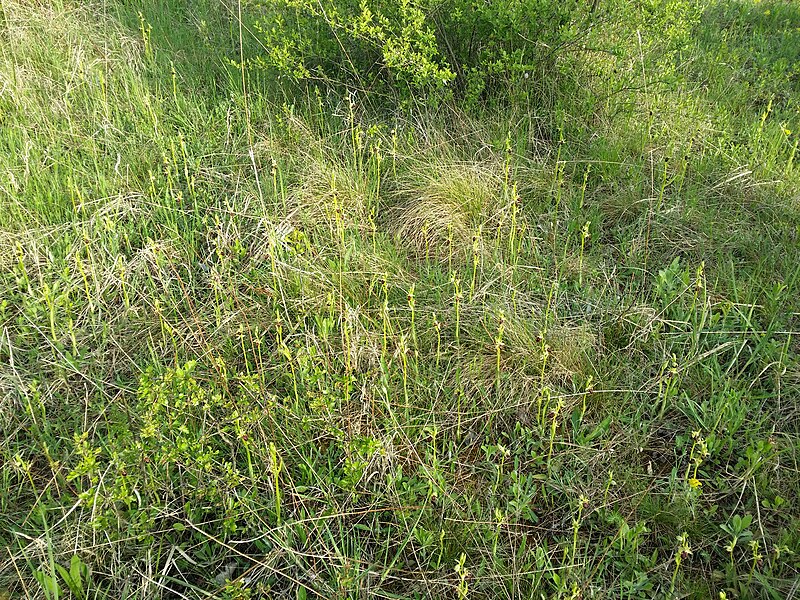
[1,0,799,599]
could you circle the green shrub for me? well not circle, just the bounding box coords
[250,0,587,104]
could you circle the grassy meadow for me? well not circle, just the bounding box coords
[0,0,799,598]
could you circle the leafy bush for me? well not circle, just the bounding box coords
[250,0,587,103]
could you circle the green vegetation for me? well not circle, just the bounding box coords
[1,0,798,598]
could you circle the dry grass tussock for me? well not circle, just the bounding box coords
[467,311,596,384]
[289,155,372,231]
[391,161,526,262]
